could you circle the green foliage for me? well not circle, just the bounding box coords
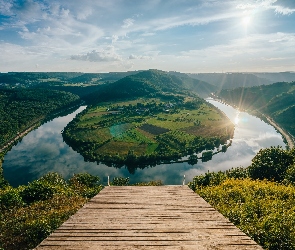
[83,69,190,104]
[20,173,69,204]
[248,146,294,182]
[283,164,295,185]
[188,147,295,250]
[188,171,227,191]
[68,173,103,198]
[0,166,9,189]
[0,187,24,210]
[0,88,80,147]
[195,178,295,250]
[0,172,102,250]
[133,180,163,186]
[111,177,130,186]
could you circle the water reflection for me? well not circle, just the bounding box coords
[234,111,240,125]
[3,100,286,187]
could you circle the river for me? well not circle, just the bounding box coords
[3,99,286,186]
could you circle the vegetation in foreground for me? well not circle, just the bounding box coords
[189,146,295,250]
[0,172,103,250]
[0,172,162,250]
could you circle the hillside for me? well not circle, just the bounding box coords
[188,73,272,91]
[218,81,295,137]
[0,71,139,87]
[82,70,220,104]
[253,72,295,83]
[82,70,190,104]
[0,88,80,148]
[168,71,217,97]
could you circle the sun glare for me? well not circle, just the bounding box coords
[243,16,251,26]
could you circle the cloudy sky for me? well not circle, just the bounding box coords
[0,0,295,73]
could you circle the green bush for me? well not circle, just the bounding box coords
[188,171,227,191]
[21,173,71,204]
[0,187,24,210]
[133,180,163,186]
[111,177,130,186]
[21,181,56,204]
[248,146,294,182]
[283,164,295,185]
[68,173,103,198]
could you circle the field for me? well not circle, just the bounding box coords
[63,97,234,164]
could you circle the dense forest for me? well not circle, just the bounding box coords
[218,81,295,137]
[0,88,80,148]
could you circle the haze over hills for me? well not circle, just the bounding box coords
[252,72,295,83]
[187,73,273,91]
[167,71,217,98]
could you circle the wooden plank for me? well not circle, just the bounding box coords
[35,186,263,249]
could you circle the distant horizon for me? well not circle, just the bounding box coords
[1,70,295,74]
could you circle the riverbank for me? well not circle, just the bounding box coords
[0,121,41,153]
[210,95,295,149]
[263,115,295,149]
[0,102,84,154]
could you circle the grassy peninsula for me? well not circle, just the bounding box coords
[62,70,234,168]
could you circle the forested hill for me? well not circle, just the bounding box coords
[168,71,217,98]
[0,88,80,147]
[0,70,216,101]
[0,71,139,87]
[252,72,295,83]
[82,70,206,104]
[219,81,295,136]
[187,73,272,91]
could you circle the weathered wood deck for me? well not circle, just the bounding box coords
[36,186,263,249]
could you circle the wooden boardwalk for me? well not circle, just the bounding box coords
[36,186,263,249]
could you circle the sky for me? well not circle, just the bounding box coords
[0,0,295,73]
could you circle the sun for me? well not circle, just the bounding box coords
[242,16,251,26]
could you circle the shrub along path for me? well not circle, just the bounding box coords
[35,186,262,249]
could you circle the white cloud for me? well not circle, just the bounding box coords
[112,35,119,43]
[122,18,134,28]
[128,54,152,60]
[236,0,295,15]
[272,4,295,14]
[0,0,13,16]
[76,7,92,20]
[70,46,122,62]
[12,0,46,23]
